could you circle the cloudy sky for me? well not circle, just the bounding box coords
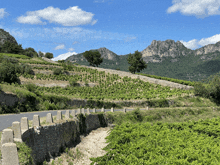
[1,0,220,61]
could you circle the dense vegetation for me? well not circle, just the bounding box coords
[1,51,220,164]
[1,52,220,114]
[90,114,220,164]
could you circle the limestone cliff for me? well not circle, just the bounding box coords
[140,39,194,63]
[194,41,220,55]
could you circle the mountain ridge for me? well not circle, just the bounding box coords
[63,39,220,82]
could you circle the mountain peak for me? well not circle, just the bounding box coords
[141,39,192,61]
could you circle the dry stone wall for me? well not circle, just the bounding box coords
[1,109,113,165]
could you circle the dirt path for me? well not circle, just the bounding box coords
[48,126,115,165]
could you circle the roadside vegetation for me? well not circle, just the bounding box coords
[1,52,220,164]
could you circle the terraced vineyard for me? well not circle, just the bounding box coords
[1,53,220,164]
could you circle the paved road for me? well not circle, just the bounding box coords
[0,108,150,132]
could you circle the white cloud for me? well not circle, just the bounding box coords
[167,0,220,18]
[17,15,46,25]
[54,44,65,50]
[51,51,77,61]
[16,6,97,26]
[72,41,78,45]
[69,48,74,51]
[180,34,220,50]
[0,8,8,19]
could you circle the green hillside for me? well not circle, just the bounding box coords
[1,52,220,164]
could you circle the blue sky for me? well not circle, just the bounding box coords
[1,0,220,62]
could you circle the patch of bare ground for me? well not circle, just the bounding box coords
[47,126,114,165]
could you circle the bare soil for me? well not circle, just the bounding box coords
[47,126,114,165]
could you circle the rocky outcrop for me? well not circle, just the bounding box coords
[140,39,194,63]
[65,47,119,63]
[0,29,18,48]
[194,41,220,55]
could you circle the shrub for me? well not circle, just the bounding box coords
[53,68,63,75]
[0,55,34,84]
[0,41,24,54]
[23,47,38,58]
[69,78,78,87]
[45,52,53,59]
[25,83,37,93]
[194,73,220,105]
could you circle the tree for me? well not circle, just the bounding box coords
[0,41,23,54]
[126,50,147,74]
[23,47,38,58]
[38,51,44,57]
[45,52,53,59]
[83,50,103,67]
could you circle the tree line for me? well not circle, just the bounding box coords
[83,50,147,74]
[0,41,53,59]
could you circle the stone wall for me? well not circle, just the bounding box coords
[1,108,116,165]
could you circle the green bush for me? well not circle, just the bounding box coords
[0,55,34,84]
[22,47,38,58]
[0,41,24,54]
[53,68,63,75]
[25,83,37,93]
[69,78,78,87]
[193,73,220,105]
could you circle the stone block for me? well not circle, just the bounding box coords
[77,108,81,114]
[21,117,29,134]
[46,113,53,124]
[1,129,13,145]
[12,121,22,142]
[71,110,76,117]
[111,107,114,112]
[101,107,104,112]
[2,143,19,165]
[81,108,85,114]
[87,108,90,114]
[123,108,126,113]
[65,110,70,119]
[57,111,62,121]
[33,115,40,127]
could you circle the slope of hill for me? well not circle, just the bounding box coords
[1,53,220,165]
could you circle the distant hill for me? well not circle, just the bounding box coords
[0,29,18,49]
[64,39,220,82]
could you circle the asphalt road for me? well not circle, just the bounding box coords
[0,108,150,132]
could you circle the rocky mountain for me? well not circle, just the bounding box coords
[140,39,194,63]
[65,39,220,64]
[194,41,220,55]
[65,47,120,64]
[63,39,220,82]
[0,29,18,48]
